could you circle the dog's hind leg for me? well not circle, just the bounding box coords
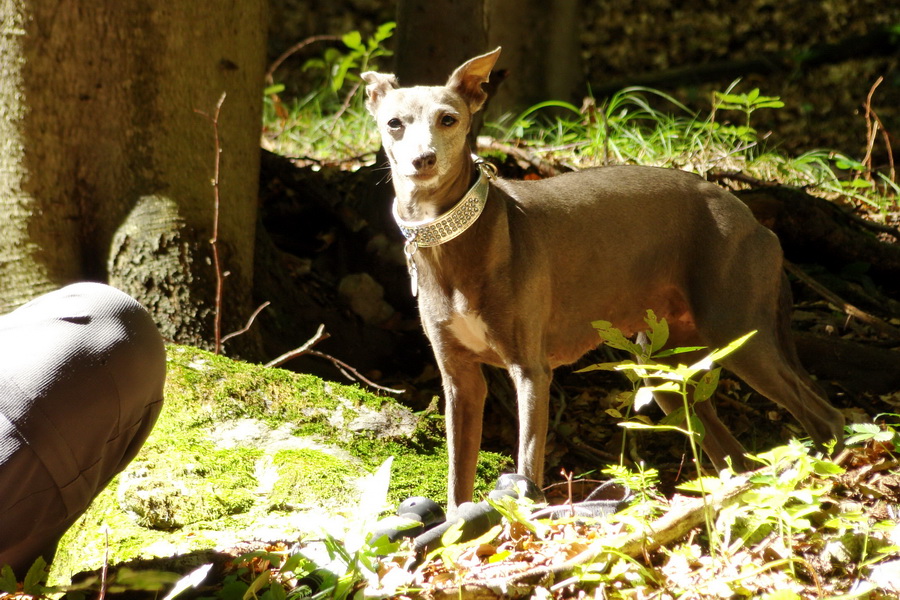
[719,329,845,456]
[699,266,845,457]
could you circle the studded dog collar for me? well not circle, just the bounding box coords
[393,156,497,296]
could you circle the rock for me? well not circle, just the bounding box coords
[338,272,395,325]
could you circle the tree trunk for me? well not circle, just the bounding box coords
[0,1,267,352]
[485,0,584,118]
[393,0,488,86]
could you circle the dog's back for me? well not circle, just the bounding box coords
[490,165,779,353]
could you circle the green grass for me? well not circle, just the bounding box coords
[261,77,898,215]
[262,88,380,164]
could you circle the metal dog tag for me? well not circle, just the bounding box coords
[403,239,419,297]
[409,261,419,297]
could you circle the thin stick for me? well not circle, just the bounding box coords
[195,92,228,354]
[265,34,342,84]
[99,527,110,600]
[330,80,362,132]
[784,260,900,341]
[306,349,404,394]
[862,77,896,187]
[265,324,404,394]
[862,77,883,181]
[562,469,576,518]
[221,301,271,345]
[476,137,562,177]
[265,324,330,368]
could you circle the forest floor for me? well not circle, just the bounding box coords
[43,142,895,599]
[10,62,900,599]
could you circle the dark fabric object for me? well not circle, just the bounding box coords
[0,283,166,578]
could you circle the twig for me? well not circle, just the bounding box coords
[862,77,895,183]
[265,323,330,368]
[264,324,404,394]
[221,301,271,345]
[306,349,404,394]
[475,137,564,178]
[707,169,773,188]
[330,80,362,130]
[862,76,882,181]
[290,151,378,168]
[561,469,576,518]
[784,260,900,341]
[195,92,228,354]
[265,34,342,84]
[99,527,110,600]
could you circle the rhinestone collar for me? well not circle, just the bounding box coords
[393,156,497,296]
[392,157,496,248]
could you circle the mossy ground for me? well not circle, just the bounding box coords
[50,345,511,585]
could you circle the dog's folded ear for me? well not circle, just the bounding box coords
[361,71,399,116]
[446,47,502,114]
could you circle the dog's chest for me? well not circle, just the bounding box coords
[448,311,490,353]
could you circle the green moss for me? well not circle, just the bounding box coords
[163,346,344,427]
[268,449,365,508]
[120,444,261,530]
[49,345,514,586]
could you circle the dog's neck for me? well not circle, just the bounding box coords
[392,157,494,249]
[392,154,476,222]
[391,153,494,297]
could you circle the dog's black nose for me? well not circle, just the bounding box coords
[413,151,436,171]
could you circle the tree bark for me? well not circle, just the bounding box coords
[0,1,267,352]
[486,0,584,118]
[393,0,488,86]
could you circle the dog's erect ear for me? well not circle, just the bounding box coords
[360,71,399,117]
[446,47,502,114]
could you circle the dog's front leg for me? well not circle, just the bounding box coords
[507,362,552,490]
[439,357,488,509]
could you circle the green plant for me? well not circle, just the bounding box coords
[713,85,785,141]
[844,417,900,451]
[303,23,395,99]
[579,310,756,552]
[485,82,790,174]
[1,558,53,598]
[601,463,666,520]
[262,23,395,161]
[580,310,754,472]
[714,440,844,574]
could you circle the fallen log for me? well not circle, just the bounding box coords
[795,332,900,396]
[734,186,900,292]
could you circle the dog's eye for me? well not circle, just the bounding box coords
[387,118,402,130]
[440,114,458,127]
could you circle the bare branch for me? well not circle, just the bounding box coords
[784,260,900,341]
[306,349,405,395]
[265,324,330,368]
[264,324,404,394]
[221,301,271,345]
[265,34,342,84]
[196,92,228,354]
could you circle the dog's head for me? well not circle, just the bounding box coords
[361,48,501,188]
